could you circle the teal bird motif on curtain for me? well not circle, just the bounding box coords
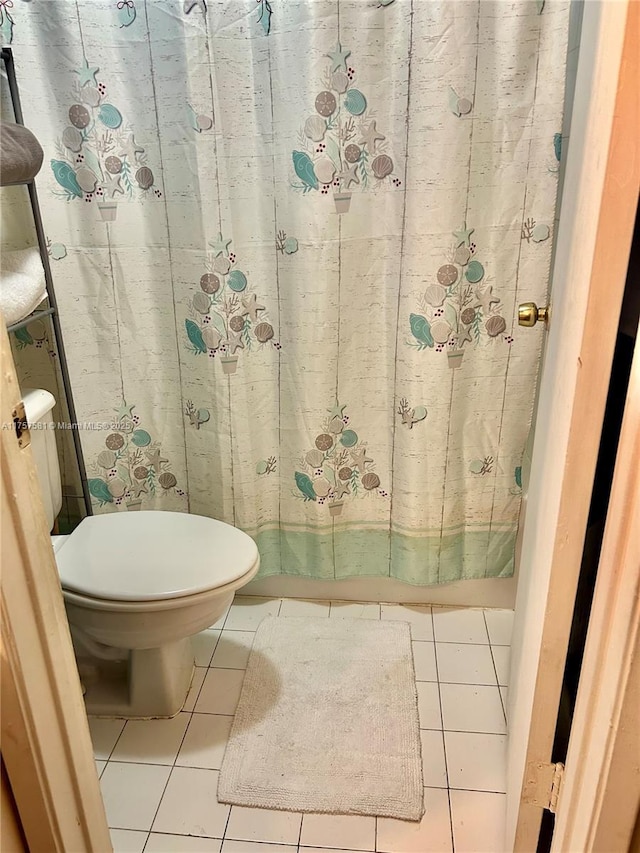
[292,151,318,191]
[51,159,83,197]
[13,327,34,347]
[257,0,272,33]
[410,313,434,348]
[185,319,207,354]
[295,471,317,501]
[553,133,562,162]
[88,478,113,504]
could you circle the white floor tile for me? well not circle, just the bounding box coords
[88,717,126,759]
[96,760,106,777]
[225,806,302,845]
[183,667,207,712]
[300,813,375,850]
[109,828,148,853]
[420,730,448,789]
[491,645,510,686]
[100,762,170,831]
[329,601,380,619]
[153,767,229,838]
[417,681,442,729]
[413,641,437,682]
[222,842,296,853]
[435,643,497,685]
[110,714,190,765]
[195,669,245,715]
[483,609,514,646]
[432,608,489,644]
[440,684,506,734]
[211,630,255,669]
[192,629,221,667]
[147,833,222,852]
[445,732,507,792]
[450,789,507,853]
[377,787,453,852]
[279,598,330,618]
[176,714,233,770]
[224,597,281,631]
[380,605,433,640]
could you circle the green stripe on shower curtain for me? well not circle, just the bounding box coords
[254,528,517,585]
[5,0,569,585]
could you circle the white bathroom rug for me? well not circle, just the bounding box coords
[218,615,424,820]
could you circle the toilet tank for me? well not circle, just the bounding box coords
[22,388,62,531]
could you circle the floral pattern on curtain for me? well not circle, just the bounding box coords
[5,0,569,583]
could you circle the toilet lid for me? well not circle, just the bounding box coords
[55,511,259,601]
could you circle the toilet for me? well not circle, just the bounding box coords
[24,389,260,718]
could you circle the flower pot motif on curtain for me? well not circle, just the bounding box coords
[184,235,280,373]
[407,224,512,368]
[294,403,388,516]
[291,42,401,214]
[87,403,184,510]
[50,58,161,220]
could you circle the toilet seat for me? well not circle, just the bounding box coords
[55,511,260,602]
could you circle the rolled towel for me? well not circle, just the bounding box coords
[0,248,47,326]
[0,122,44,186]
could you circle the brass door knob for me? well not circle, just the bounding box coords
[518,302,549,327]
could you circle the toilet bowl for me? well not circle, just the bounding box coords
[54,511,259,718]
[23,388,260,719]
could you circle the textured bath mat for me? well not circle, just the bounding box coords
[218,615,424,820]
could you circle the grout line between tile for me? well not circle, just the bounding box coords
[145,708,194,836]
[446,788,455,853]
[104,720,128,763]
[430,727,507,736]
[479,608,492,644]
[203,625,224,668]
[297,807,304,849]
[219,627,257,633]
[448,784,508,795]
[484,611,508,723]
[220,795,233,844]
[430,607,456,853]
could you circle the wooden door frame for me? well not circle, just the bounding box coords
[551,303,640,851]
[1,321,111,852]
[508,0,639,848]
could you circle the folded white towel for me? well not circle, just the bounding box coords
[0,247,47,326]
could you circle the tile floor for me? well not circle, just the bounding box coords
[90,597,514,853]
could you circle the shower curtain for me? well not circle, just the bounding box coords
[4,0,569,583]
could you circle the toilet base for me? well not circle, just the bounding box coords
[82,637,195,719]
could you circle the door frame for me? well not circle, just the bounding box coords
[508,0,639,848]
[551,325,640,851]
[1,320,111,852]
